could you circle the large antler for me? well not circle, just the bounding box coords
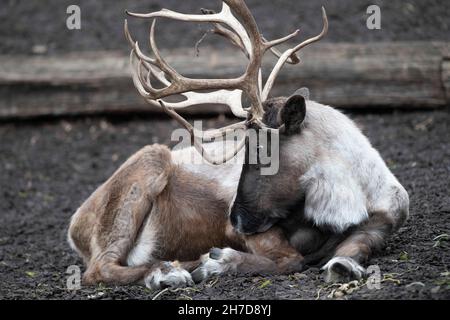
[125,0,328,164]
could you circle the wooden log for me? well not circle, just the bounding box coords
[0,42,449,119]
[442,59,450,102]
[271,41,450,108]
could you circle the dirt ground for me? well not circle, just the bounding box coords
[0,109,449,300]
[1,0,449,55]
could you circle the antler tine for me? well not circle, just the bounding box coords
[289,7,328,58]
[198,9,300,65]
[148,20,180,82]
[267,44,300,65]
[159,101,246,164]
[263,29,300,50]
[262,35,301,65]
[127,20,174,93]
[197,12,250,58]
[129,51,152,98]
[262,7,328,101]
[125,20,155,65]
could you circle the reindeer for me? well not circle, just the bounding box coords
[68,0,409,289]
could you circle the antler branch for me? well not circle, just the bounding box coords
[262,7,328,101]
[159,101,246,164]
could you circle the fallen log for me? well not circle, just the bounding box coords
[0,41,448,119]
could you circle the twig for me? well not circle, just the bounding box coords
[152,287,201,300]
[195,31,212,57]
[152,288,169,300]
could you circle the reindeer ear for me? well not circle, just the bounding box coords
[280,95,306,135]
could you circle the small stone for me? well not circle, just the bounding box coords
[430,286,441,294]
[32,44,48,55]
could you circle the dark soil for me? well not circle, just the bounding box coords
[1,0,449,56]
[0,110,449,300]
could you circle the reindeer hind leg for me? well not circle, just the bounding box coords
[83,181,154,286]
[82,144,174,287]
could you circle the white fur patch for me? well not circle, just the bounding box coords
[127,209,157,266]
[322,256,366,283]
[67,208,82,255]
[282,101,409,233]
[193,248,238,281]
[67,228,77,253]
[126,236,155,266]
[145,262,193,290]
[300,159,368,233]
[172,141,244,207]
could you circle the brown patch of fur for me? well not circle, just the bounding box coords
[83,260,149,285]
[335,242,362,258]
[243,227,304,273]
[335,211,395,263]
[96,145,172,251]
[69,208,95,262]
[69,144,173,285]
[152,165,245,261]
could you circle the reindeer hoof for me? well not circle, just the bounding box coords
[191,248,238,283]
[145,262,194,290]
[322,257,366,283]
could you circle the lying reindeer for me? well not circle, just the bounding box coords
[68,0,409,289]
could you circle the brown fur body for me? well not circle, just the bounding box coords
[68,143,305,287]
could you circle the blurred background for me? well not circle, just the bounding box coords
[1,0,449,55]
[0,1,449,300]
[0,0,449,117]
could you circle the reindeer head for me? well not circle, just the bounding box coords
[125,0,328,234]
[230,94,309,234]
